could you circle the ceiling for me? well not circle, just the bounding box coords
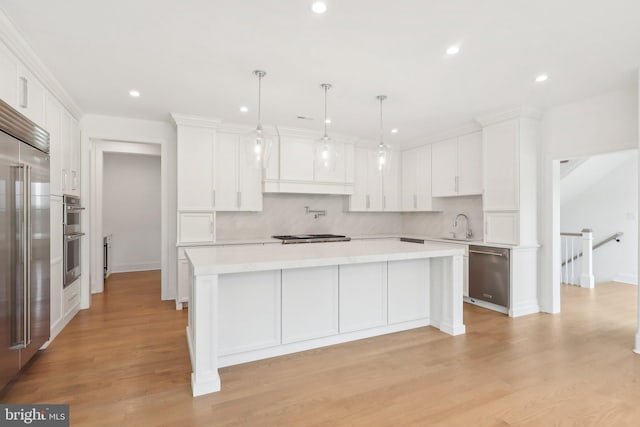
[1,0,639,146]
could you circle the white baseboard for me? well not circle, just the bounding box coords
[612,274,638,285]
[111,262,161,273]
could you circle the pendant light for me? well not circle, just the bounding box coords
[244,70,273,169]
[316,83,337,170]
[376,95,391,172]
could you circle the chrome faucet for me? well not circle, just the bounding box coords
[454,213,473,240]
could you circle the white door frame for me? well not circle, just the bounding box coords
[90,140,162,294]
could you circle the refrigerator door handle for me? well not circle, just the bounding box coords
[25,165,31,346]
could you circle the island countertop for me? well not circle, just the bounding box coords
[185,239,465,276]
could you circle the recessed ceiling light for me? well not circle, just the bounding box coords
[129,89,140,97]
[240,106,249,113]
[325,118,332,124]
[446,45,460,55]
[535,74,549,83]
[391,128,399,134]
[311,1,327,14]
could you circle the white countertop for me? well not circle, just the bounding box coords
[185,239,465,275]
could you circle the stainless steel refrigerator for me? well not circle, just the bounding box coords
[0,98,50,389]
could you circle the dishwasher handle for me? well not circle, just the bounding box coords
[469,249,506,257]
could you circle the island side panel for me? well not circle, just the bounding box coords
[430,254,466,336]
[189,270,221,397]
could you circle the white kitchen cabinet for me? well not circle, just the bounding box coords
[481,117,539,246]
[339,263,387,333]
[485,212,519,245]
[401,145,437,211]
[431,132,482,197]
[0,40,18,109]
[219,270,281,355]
[60,110,72,194]
[214,132,262,212]
[45,95,62,196]
[263,131,355,195]
[282,266,339,344]
[17,65,45,128]
[70,118,81,195]
[63,279,81,318]
[349,147,398,212]
[388,259,429,324]
[483,120,519,210]
[50,195,64,333]
[177,125,215,211]
[177,258,189,309]
[178,212,214,244]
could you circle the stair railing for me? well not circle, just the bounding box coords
[560,230,623,288]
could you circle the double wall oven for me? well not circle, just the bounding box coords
[63,195,84,287]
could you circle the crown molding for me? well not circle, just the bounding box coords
[0,8,83,119]
[402,121,482,150]
[170,113,222,128]
[475,106,542,127]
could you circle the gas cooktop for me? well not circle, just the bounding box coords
[272,234,351,244]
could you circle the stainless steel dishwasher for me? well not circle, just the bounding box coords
[469,245,510,308]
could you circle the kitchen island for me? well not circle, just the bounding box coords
[185,239,465,396]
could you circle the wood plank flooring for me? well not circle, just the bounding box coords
[2,272,640,426]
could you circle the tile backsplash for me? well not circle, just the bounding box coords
[216,193,484,241]
[216,194,403,240]
[401,195,484,239]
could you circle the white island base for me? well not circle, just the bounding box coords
[185,240,466,397]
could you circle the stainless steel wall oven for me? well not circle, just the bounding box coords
[63,194,84,287]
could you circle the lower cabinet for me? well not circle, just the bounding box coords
[282,266,339,344]
[485,211,519,245]
[339,263,387,332]
[219,271,281,355]
[63,279,81,318]
[388,259,430,324]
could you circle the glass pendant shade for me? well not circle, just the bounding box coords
[316,135,337,170]
[317,83,338,170]
[244,124,273,169]
[245,69,271,169]
[375,94,391,173]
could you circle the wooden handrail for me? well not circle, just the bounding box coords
[561,232,623,267]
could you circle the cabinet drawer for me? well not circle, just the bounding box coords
[63,279,81,315]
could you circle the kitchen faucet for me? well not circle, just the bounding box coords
[454,213,473,239]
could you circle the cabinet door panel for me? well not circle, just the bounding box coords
[483,121,519,210]
[45,95,62,196]
[388,259,430,323]
[415,145,433,210]
[177,127,214,210]
[280,137,315,182]
[485,212,519,245]
[349,147,369,211]
[177,259,189,303]
[339,263,387,332]
[17,65,45,128]
[382,154,400,211]
[178,212,214,243]
[431,138,457,197]
[282,266,338,343]
[237,143,263,211]
[214,133,239,211]
[219,271,281,355]
[401,149,417,211]
[457,132,482,196]
[366,150,383,210]
[0,41,18,108]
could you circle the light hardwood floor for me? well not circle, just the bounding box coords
[2,272,640,426]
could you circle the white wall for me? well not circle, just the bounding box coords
[561,153,638,284]
[216,194,403,240]
[539,85,639,313]
[103,152,161,273]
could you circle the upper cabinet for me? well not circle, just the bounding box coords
[17,65,45,128]
[482,117,539,245]
[0,41,18,109]
[431,132,482,197]
[401,144,438,211]
[177,125,216,211]
[349,147,399,212]
[264,132,355,195]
